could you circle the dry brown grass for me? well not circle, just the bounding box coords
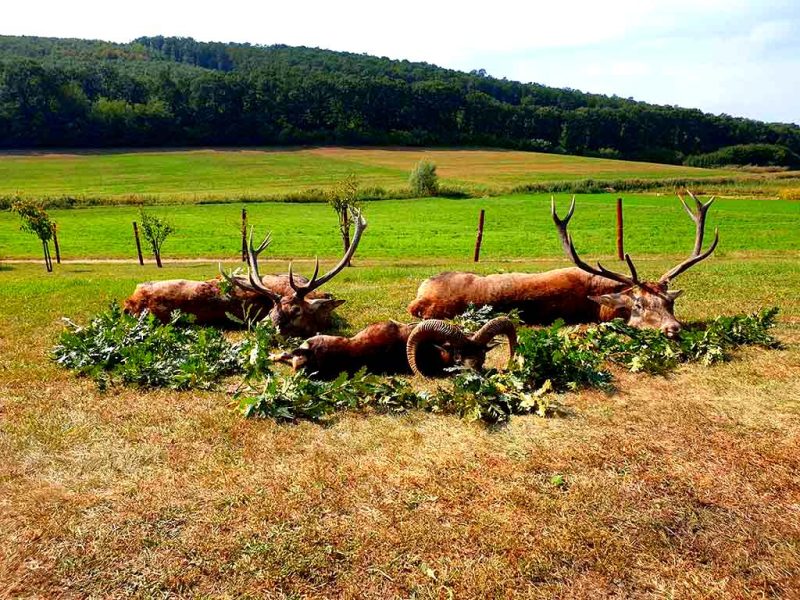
[1,259,799,598]
[308,147,731,186]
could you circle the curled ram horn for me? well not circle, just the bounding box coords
[406,319,468,376]
[470,317,517,367]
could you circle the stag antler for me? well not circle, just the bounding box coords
[551,196,641,288]
[659,191,719,283]
[288,207,368,298]
[219,227,282,302]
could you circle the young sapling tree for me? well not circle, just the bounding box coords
[11,199,56,272]
[139,208,174,268]
[327,173,362,266]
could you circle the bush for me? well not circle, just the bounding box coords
[409,159,439,196]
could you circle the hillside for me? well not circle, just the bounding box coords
[1,35,799,163]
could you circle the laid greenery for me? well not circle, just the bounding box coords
[53,303,781,423]
[52,303,241,390]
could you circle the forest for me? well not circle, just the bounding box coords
[1,34,799,165]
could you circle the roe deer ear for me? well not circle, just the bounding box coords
[588,293,631,310]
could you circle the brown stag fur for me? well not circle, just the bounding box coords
[409,193,718,337]
[409,268,632,324]
[278,321,456,380]
[282,321,417,379]
[124,274,326,326]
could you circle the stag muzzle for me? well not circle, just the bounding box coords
[406,317,517,377]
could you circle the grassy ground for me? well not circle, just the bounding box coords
[1,248,799,597]
[2,193,799,261]
[0,147,736,203]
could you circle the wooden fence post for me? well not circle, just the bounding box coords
[473,209,485,262]
[52,224,61,264]
[132,221,144,265]
[616,197,624,261]
[241,208,247,262]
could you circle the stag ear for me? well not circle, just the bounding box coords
[307,298,345,314]
[666,289,684,301]
[588,293,632,309]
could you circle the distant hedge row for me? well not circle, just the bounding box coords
[684,144,800,169]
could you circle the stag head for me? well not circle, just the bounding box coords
[552,191,719,337]
[222,208,367,337]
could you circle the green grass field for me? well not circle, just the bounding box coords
[0,147,736,202]
[2,193,799,263]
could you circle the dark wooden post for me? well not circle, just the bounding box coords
[473,209,485,262]
[132,221,144,265]
[52,224,61,264]
[241,208,247,262]
[616,197,624,261]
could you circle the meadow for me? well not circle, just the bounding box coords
[2,193,799,262]
[0,147,737,203]
[2,156,800,597]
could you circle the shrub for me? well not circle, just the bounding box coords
[514,322,614,391]
[409,159,439,196]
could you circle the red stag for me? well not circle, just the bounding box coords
[408,192,718,337]
[123,273,328,327]
[273,317,516,379]
[125,209,365,335]
[221,208,367,337]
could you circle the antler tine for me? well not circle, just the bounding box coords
[552,197,638,288]
[250,227,272,254]
[679,190,715,255]
[660,192,719,283]
[218,263,259,293]
[623,253,640,285]
[225,226,282,302]
[290,207,368,297]
[660,228,719,283]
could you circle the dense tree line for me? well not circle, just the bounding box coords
[1,35,798,164]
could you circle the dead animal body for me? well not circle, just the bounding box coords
[125,208,365,336]
[123,273,327,326]
[409,192,718,337]
[222,208,367,337]
[274,317,517,380]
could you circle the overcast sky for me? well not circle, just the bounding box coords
[3,0,798,124]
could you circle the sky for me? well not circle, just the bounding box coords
[3,0,798,124]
